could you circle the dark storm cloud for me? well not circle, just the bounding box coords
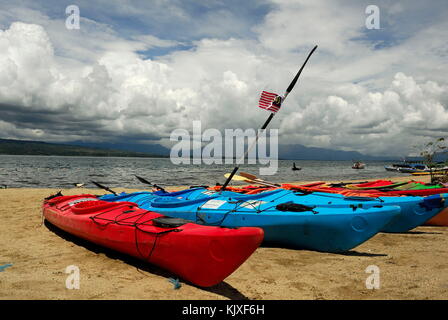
[0,1,447,157]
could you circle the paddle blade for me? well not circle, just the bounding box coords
[224,173,279,187]
[91,181,117,196]
[135,175,152,185]
[285,45,318,95]
[224,173,246,181]
[239,172,259,181]
[240,172,280,187]
[135,175,166,192]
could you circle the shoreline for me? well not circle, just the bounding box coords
[1,174,447,300]
[0,174,433,192]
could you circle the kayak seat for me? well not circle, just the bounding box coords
[151,196,219,208]
[276,202,316,213]
[152,217,192,228]
[71,201,136,214]
[157,187,205,197]
[231,188,285,200]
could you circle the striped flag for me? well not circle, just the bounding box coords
[258,91,282,113]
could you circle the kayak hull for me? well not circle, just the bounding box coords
[192,210,400,252]
[379,195,446,232]
[43,194,264,287]
[283,191,446,233]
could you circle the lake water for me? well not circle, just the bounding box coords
[0,155,405,188]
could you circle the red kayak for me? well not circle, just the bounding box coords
[350,180,393,188]
[211,180,448,197]
[43,194,264,287]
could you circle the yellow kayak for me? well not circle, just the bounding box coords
[411,171,448,176]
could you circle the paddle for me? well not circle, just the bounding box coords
[134,175,167,193]
[91,181,118,196]
[239,172,281,187]
[220,45,318,191]
[239,172,331,190]
[223,173,278,187]
[328,181,370,187]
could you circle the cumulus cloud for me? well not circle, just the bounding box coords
[280,72,448,155]
[0,22,266,146]
[0,0,447,157]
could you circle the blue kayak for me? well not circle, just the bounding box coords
[301,191,447,233]
[100,188,401,252]
[101,188,447,233]
[250,190,446,233]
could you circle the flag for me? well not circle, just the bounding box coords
[258,91,282,113]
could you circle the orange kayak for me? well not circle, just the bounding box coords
[424,207,448,226]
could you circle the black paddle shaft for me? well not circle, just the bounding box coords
[220,46,318,191]
[91,181,118,196]
[135,175,167,192]
[285,45,318,95]
[219,114,275,191]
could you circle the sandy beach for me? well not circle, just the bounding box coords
[1,175,448,300]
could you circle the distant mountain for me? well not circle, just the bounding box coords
[65,141,171,156]
[278,144,392,161]
[61,140,388,160]
[2,138,424,161]
[0,138,166,158]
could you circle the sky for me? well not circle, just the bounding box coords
[0,0,447,157]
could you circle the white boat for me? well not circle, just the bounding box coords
[352,161,365,169]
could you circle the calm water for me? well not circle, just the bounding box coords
[0,155,405,188]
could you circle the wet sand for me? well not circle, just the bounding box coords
[1,175,448,300]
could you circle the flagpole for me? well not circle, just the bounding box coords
[220,45,318,192]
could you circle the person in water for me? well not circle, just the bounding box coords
[292,162,301,171]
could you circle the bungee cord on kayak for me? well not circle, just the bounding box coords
[43,194,263,287]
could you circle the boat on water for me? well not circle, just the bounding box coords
[397,164,429,173]
[384,162,428,172]
[352,161,365,169]
[384,161,448,174]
